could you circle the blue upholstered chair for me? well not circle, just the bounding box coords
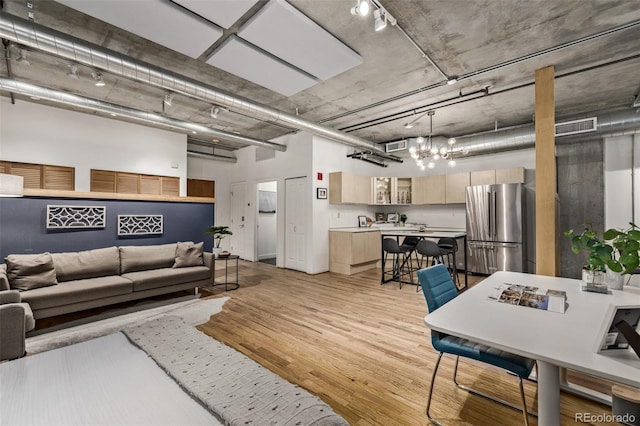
[418,264,536,426]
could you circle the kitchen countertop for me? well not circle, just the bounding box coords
[329,225,465,236]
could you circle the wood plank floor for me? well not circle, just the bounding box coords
[197,261,613,426]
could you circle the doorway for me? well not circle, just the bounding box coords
[256,181,277,265]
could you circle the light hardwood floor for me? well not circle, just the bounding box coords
[198,261,613,426]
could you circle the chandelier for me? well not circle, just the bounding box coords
[408,111,456,170]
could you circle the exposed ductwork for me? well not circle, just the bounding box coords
[0,77,287,151]
[187,150,237,163]
[451,108,640,157]
[0,12,388,155]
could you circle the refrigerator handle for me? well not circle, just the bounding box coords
[492,190,497,240]
[487,191,492,238]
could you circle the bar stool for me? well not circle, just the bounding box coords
[382,238,414,289]
[415,240,445,267]
[400,236,420,270]
[438,237,461,288]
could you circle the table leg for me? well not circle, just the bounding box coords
[537,360,561,426]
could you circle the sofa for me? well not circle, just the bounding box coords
[0,242,213,320]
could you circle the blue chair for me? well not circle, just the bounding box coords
[418,264,536,426]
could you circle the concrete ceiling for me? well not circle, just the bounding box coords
[1,0,639,154]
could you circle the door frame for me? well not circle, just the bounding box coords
[255,179,279,264]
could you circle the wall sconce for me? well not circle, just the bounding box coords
[0,174,24,197]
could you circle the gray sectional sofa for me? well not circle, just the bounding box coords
[0,242,213,320]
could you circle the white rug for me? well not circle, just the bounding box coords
[26,296,229,355]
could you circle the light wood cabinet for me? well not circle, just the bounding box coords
[470,169,496,185]
[445,172,470,203]
[329,230,381,275]
[412,175,446,204]
[329,172,370,204]
[2,160,74,190]
[496,167,525,184]
[372,177,412,205]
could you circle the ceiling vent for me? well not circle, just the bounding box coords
[554,117,598,137]
[385,139,407,153]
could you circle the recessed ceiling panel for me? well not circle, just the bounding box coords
[237,0,363,81]
[172,0,259,29]
[206,36,318,97]
[56,0,222,58]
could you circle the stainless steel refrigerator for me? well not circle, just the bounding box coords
[465,183,525,274]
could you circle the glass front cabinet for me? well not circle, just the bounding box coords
[371,177,412,205]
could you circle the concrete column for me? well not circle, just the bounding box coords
[535,65,558,276]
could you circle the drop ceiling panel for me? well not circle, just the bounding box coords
[172,0,259,29]
[206,36,318,97]
[56,0,222,58]
[237,0,362,81]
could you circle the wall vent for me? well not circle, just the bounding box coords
[555,117,598,137]
[385,139,407,153]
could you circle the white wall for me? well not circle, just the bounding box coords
[0,98,187,194]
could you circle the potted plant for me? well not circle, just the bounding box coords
[565,223,640,289]
[399,213,407,227]
[205,225,233,258]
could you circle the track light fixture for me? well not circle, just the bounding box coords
[91,71,105,87]
[373,7,396,32]
[350,0,370,17]
[210,106,220,119]
[164,93,173,106]
[66,65,79,80]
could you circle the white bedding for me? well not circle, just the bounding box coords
[0,332,223,426]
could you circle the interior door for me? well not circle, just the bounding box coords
[285,177,307,272]
[230,182,246,259]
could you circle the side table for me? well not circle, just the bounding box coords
[212,255,239,291]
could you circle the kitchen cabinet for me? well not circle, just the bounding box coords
[496,167,525,184]
[445,172,470,203]
[329,172,371,204]
[470,167,525,186]
[470,170,495,186]
[372,177,412,205]
[329,229,381,274]
[412,175,445,204]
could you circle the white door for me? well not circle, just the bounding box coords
[230,182,246,259]
[285,177,306,272]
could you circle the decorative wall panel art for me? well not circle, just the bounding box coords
[118,215,163,236]
[46,205,106,229]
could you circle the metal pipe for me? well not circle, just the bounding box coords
[0,77,287,151]
[187,150,237,163]
[0,12,385,154]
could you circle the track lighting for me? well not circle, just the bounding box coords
[66,65,79,80]
[447,76,459,85]
[91,71,105,87]
[210,106,219,119]
[374,9,386,31]
[350,0,369,17]
[164,93,173,106]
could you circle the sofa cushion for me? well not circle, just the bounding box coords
[5,253,58,291]
[123,266,210,292]
[21,275,133,311]
[51,247,120,282]
[119,244,177,273]
[173,241,204,268]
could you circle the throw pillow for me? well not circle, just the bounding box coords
[173,241,204,268]
[5,252,58,291]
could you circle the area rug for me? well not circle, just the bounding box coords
[26,296,229,355]
[124,315,349,426]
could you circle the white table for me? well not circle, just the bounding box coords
[381,230,468,288]
[423,271,640,426]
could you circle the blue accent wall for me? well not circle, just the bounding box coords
[0,196,214,259]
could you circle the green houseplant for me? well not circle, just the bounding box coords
[565,223,640,288]
[399,213,408,226]
[205,225,233,257]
